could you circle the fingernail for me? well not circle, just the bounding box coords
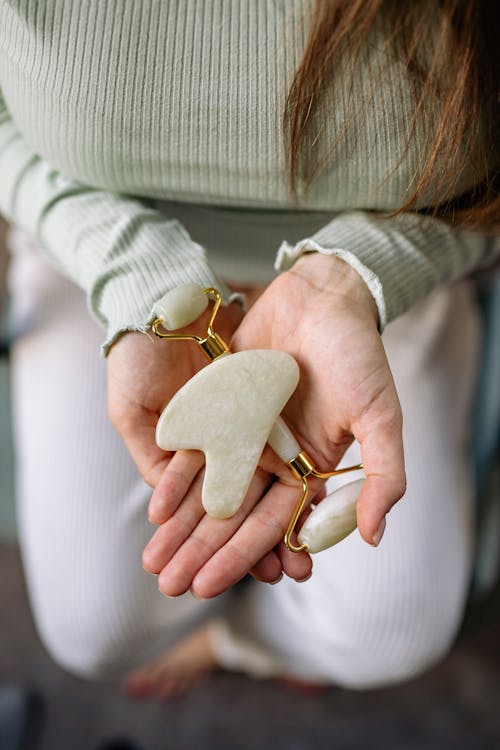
[372,517,386,547]
[270,573,283,585]
[295,571,312,583]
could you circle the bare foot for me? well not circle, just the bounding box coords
[124,621,329,701]
[124,623,219,701]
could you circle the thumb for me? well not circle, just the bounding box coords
[108,393,170,487]
[354,406,406,546]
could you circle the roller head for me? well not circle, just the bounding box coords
[298,478,364,553]
[153,284,209,330]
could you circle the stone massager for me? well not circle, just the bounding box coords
[152,284,364,554]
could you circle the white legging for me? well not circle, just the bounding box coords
[7,226,480,689]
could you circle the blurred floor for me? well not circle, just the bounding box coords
[1,542,500,750]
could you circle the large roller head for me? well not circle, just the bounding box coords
[298,478,364,553]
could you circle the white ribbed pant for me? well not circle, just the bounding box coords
[7,225,480,689]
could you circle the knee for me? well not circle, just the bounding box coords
[31,580,200,682]
[345,623,457,690]
[38,615,134,681]
[32,592,147,681]
[326,590,464,690]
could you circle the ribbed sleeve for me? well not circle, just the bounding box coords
[0,90,234,353]
[276,213,499,330]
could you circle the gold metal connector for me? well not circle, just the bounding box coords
[288,451,316,480]
[198,332,230,361]
[283,476,309,553]
[284,451,363,553]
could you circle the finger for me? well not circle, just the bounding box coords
[354,408,406,546]
[148,450,205,524]
[143,471,206,574]
[158,517,246,597]
[250,551,283,584]
[124,422,171,487]
[157,469,272,597]
[191,478,312,599]
[276,539,312,582]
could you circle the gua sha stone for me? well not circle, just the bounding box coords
[156,349,300,518]
[297,478,364,552]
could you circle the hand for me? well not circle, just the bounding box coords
[143,254,406,598]
[107,300,244,487]
[107,289,297,586]
[234,253,406,543]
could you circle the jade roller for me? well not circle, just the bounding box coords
[152,284,364,554]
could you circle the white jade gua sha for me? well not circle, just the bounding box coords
[156,349,300,518]
[151,284,364,554]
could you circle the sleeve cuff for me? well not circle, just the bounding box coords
[100,263,243,356]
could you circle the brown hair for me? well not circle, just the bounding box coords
[284,0,499,230]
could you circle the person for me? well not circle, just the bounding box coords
[0,0,498,698]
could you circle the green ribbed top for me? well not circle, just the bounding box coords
[0,0,497,350]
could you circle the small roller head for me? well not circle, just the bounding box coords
[153,284,209,330]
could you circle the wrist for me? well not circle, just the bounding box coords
[289,252,379,328]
